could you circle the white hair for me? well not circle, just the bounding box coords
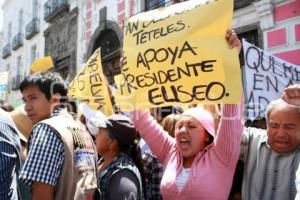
[265,98,300,122]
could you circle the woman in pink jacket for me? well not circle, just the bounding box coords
[131,30,243,200]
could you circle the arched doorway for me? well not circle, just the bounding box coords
[86,21,122,85]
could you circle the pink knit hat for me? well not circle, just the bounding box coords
[181,107,216,139]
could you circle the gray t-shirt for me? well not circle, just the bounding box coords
[109,169,140,200]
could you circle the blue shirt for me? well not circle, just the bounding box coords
[19,108,65,187]
[0,109,21,200]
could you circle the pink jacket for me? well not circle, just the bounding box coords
[131,104,243,200]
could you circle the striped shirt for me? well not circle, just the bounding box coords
[19,108,65,187]
[240,127,300,200]
[0,109,21,200]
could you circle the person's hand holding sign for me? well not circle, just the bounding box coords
[226,30,241,53]
[282,84,300,106]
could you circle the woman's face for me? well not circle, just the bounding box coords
[175,115,210,163]
[95,128,112,156]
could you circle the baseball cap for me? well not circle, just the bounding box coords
[81,103,137,146]
[89,114,137,147]
[80,103,107,136]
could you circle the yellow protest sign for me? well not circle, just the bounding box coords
[114,0,241,111]
[30,56,54,74]
[68,48,114,115]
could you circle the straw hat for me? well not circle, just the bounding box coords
[10,105,33,143]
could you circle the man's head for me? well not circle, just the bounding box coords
[266,98,300,154]
[20,72,67,124]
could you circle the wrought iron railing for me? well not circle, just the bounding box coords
[44,0,69,22]
[12,32,23,50]
[26,17,40,40]
[2,44,11,59]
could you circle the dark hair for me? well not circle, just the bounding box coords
[205,131,214,146]
[67,100,78,114]
[100,114,146,190]
[159,106,183,118]
[111,134,146,193]
[20,72,68,103]
[151,106,183,124]
[107,129,146,192]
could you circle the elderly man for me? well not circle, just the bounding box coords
[241,84,300,200]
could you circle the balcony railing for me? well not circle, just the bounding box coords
[12,33,24,50]
[2,44,11,59]
[145,0,166,11]
[44,0,69,22]
[234,0,253,10]
[26,17,40,40]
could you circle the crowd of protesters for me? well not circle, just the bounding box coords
[1,29,300,200]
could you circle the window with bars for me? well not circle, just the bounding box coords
[31,45,37,64]
[145,0,165,11]
[17,55,22,82]
[32,0,39,18]
[8,23,11,42]
[18,9,23,33]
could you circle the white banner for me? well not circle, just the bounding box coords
[0,71,9,101]
[243,40,300,120]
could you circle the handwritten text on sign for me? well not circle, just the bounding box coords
[114,0,241,111]
[243,40,300,120]
[68,48,114,115]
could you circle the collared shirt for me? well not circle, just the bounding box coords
[0,109,21,200]
[240,127,300,200]
[19,108,66,187]
[296,164,300,200]
[142,150,163,200]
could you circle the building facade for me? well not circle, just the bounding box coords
[1,0,46,105]
[0,0,299,106]
[233,0,300,66]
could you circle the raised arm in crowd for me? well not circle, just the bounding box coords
[130,30,243,200]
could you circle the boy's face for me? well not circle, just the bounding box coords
[22,85,54,124]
